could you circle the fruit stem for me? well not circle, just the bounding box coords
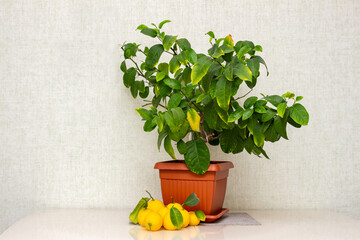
[145,190,154,200]
[171,197,174,203]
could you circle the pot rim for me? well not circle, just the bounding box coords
[154,160,234,172]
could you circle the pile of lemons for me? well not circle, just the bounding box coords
[137,199,201,231]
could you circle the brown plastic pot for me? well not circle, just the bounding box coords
[154,160,234,221]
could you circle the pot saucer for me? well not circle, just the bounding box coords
[204,208,229,223]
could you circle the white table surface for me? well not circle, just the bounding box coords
[1,209,360,240]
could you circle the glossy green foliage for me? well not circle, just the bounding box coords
[120,20,309,174]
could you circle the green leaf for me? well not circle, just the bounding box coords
[262,109,277,122]
[136,81,145,93]
[169,55,180,73]
[159,20,171,29]
[174,68,183,78]
[177,51,188,65]
[257,56,269,76]
[208,44,224,58]
[247,57,260,77]
[244,96,258,109]
[246,116,256,134]
[156,72,166,82]
[177,140,187,154]
[265,123,280,142]
[123,67,136,88]
[220,130,237,153]
[274,115,288,139]
[158,63,169,73]
[232,128,245,153]
[204,102,218,130]
[176,38,191,50]
[195,210,206,221]
[282,91,295,99]
[120,61,127,72]
[288,116,302,128]
[168,93,183,109]
[139,86,149,98]
[185,138,210,175]
[164,78,181,89]
[216,38,224,46]
[215,104,229,123]
[170,207,183,229]
[206,31,215,39]
[244,137,254,154]
[254,45,263,52]
[215,77,232,111]
[202,64,222,93]
[191,56,213,85]
[140,28,157,38]
[136,108,153,121]
[224,63,233,82]
[169,120,189,142]
[129,197,150,224]
[136,24,148,30]
[290,103,309,126]
[236,45,251,58]
[130,83,138,98]
[255,106,267,113]
[265,95,285,107]
[258,147,269,159]
[228,108,244,122]
[157,130,168,150]
[163,35,177,51]
[183,192,200,207]
[242,108,254,120]
[296,96,303,101]
[164,111,176,129]
[143,120,156,132]
[154,116,164,132]
[145,44,164,68]
[277,102,287,118]
[253,123,265,147]
[180,67,192,84]
[186,49,197,64]
[255,99,267,107]
[164,136,176,159]
[220,44,234,54]
[171,107,186,125]
[196,93,208,103]
[155,82,172,97]
[233,62,252,81]
[223,34,234,47]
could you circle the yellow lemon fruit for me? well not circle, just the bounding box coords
[189,211,200,226]
[144,211,163,231]
[163,212,177,230]
[147,199,165,213]
[138,209,152,227]
[181,209,190,228]
[166,203,183,211]
[158,207,170,219]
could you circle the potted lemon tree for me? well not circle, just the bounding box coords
[120,20,309,221]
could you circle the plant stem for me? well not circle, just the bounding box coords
[179,89,201,112]
[198,83,203,94]
[170,47,177,55]
[235,89,253,100]
[199,113,207,142]
[146,190,154,200]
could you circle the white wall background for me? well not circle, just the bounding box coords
[0,0,359,233]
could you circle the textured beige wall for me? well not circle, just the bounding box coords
[1,0,359,233]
